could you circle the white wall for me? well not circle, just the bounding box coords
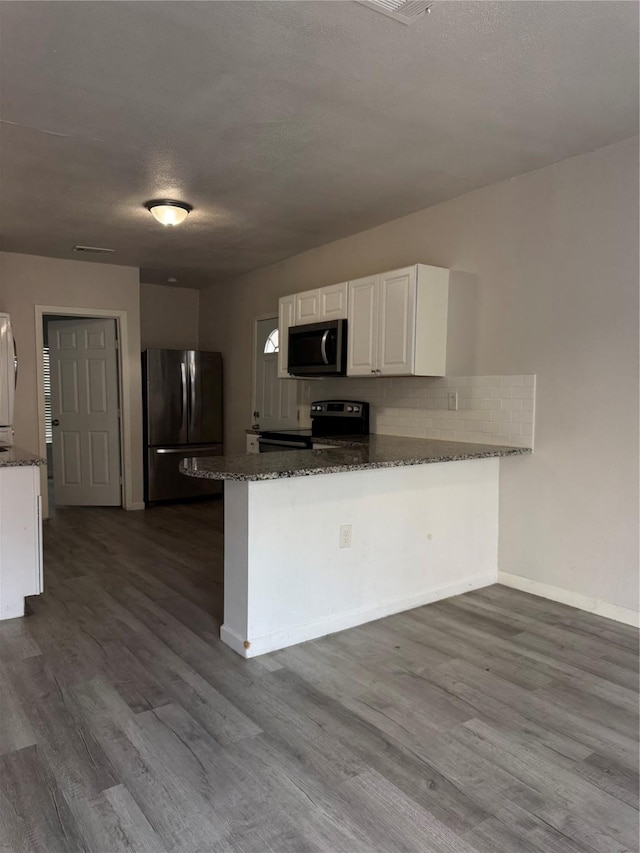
[140,282,199,351]
[199,137,639,614]
[0,252,144,507]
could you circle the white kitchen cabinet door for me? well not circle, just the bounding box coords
[294,289,321,325]
[347,275,379,376]
[0,465,42,620]
[378,266,416,376]
[278,295,296,378]
[319,282,348,320]
[413,264,449,376]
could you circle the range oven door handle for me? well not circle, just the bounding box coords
[258,438,309,448]
[320,329,330,365]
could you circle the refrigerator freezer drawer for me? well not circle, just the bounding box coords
[146,444,222,503]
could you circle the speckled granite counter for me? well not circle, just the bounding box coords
[0,446,46,467]
[181,435,530,482]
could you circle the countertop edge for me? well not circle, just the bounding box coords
[181,445,531,482]
[0,446,47,467]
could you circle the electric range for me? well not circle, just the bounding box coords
[257,400,369,452]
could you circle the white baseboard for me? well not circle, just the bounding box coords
[222,572,496,658]
[220,624,250,658]
[0,600,25,621]
[125,502,146,511]
[498,572,639,628]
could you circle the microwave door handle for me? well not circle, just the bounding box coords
[320,330,330,365]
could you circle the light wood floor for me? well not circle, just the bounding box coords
[0,500,638,853]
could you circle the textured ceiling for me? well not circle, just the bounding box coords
[0,1,638,288]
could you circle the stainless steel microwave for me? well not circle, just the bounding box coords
[287,319,348,377]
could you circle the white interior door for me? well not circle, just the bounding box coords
[254,317,299,432]
[49,318,121,506]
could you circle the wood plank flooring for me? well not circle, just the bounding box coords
[0,499,638,852]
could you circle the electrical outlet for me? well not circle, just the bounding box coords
[448,392,458,411]
[339,524,352,548]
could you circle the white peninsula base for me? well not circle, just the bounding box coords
[221,457,500,658]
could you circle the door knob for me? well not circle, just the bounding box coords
[52,419,60,426]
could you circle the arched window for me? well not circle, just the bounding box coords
[264,328,279,353]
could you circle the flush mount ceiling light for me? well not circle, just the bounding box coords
[358,0,433,25]
[144,199,193,226]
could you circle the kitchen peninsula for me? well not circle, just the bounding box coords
[0,447,44,620]
[182,436,530,658]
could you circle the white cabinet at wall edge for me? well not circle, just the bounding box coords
[347,264,449,377]
[0,465,43,620]
[278,282,348,377]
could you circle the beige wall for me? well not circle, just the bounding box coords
[0,252,144,508]
[199,136,639,613]
[140,282,199,351]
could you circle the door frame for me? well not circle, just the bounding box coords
[35,305,133,518]
[250,312,279,427]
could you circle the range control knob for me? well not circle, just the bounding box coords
[353,406,360,412]
[346,406,353,412]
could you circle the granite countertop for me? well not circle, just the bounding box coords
[0,446,46,468]
[181,434,531,482]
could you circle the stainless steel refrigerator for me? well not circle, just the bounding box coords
[142,349,223,503]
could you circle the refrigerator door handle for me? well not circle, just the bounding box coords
[12,335,17,390]
[189,355,196,434]
[180,362,188,434]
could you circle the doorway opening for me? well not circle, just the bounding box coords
[252,316,299,432]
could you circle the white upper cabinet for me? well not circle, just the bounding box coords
[277,294,295,378]
[347,264,449,377]
[347,276,379,376]
[295,289,321,325]
[319,282,348,320]
[294,282,348,325]
[378,267,416,375]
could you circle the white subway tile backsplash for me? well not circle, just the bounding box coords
[513,386,535,399]
[310,374,536,448]
[501,398,523,410]
[490,409,512,422]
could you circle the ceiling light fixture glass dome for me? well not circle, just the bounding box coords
[145,199,193,226]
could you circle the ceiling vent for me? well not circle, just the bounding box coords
[73,245,115,254]
[357,0,434,25]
